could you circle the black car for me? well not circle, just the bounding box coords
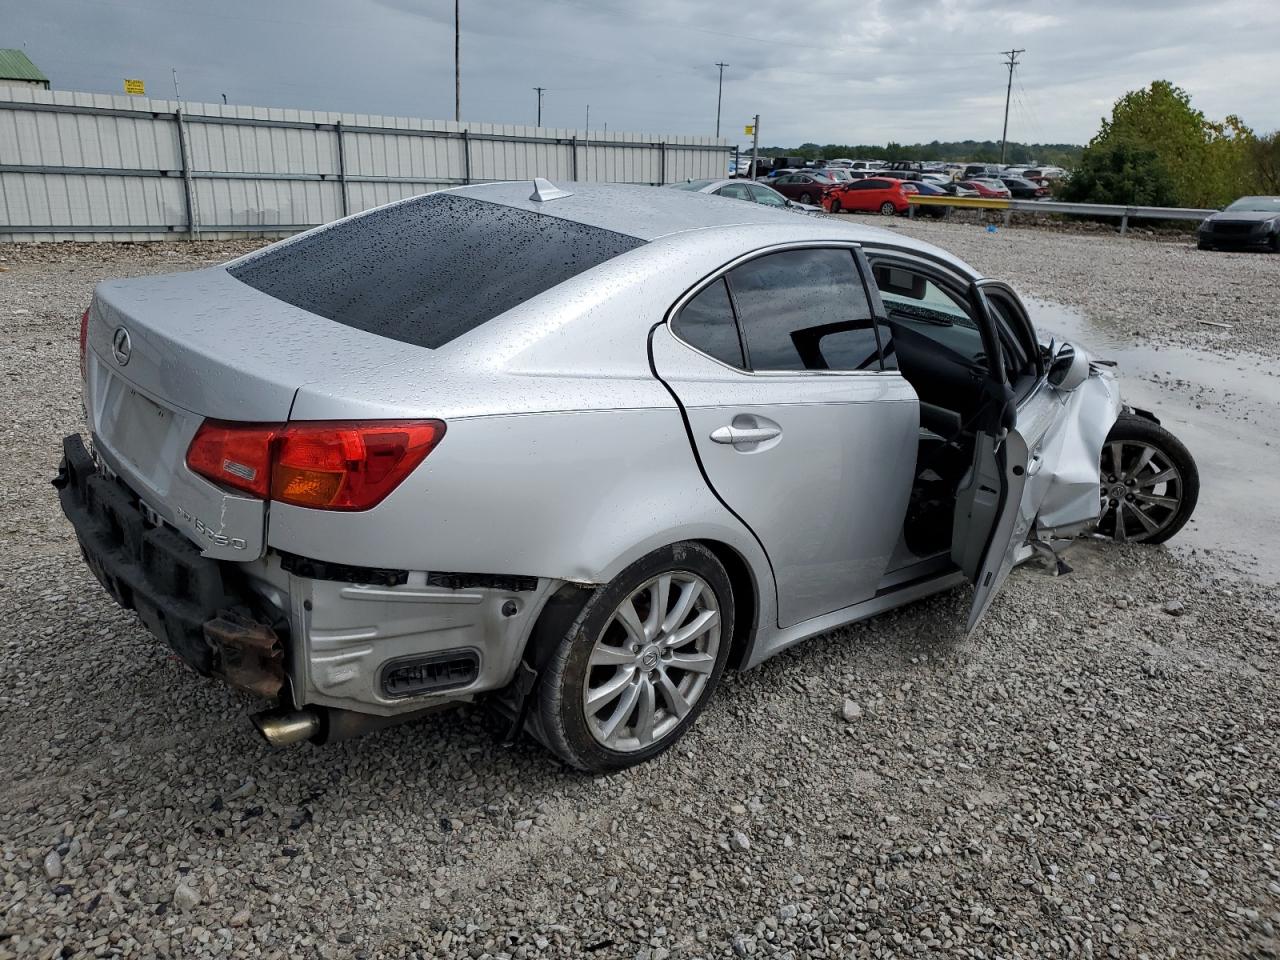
[1198,196,1280,251]
[999,176,1048,199]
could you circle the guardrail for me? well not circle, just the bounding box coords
[906,195,1215,234]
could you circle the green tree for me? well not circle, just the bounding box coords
[1059,141,1178,206]
[1245,129,1280,194]
[1080,80,1252,207]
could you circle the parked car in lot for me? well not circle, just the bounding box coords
[825,177,918,215]
[670,178,822,213]
[1197,195,1280,251]
[58,180,1199,771]
[770,171,842,205]
[812,167,854,182]
[959,179,1012,199]
[1022,166,1066,182]
[942,182,980,198]
[999,176,1049,199]
[962,163,1003,180]
[905,181,953,218]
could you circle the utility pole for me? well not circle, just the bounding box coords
[999,48,1024,165]
[171,67,181,101]
[749,114,760,181]
[714,62,729,137]
[454,0,461,122]
[533,86,545,126]
[585,104,590,132]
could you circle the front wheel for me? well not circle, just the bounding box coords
[879,201,897,216]
[1097,413,1199,544]
[829,198,843,214]
[1197,238,1214,251]
[531,543,734,771]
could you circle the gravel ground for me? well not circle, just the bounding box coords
[2,235,1279,959]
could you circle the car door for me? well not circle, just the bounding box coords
[865,253,1056,631]
[952,283,1065,630]
[844,179,880,211]
[650,245,918,628]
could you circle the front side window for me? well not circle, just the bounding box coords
[748,185,788,206]
[728,249,881,372]
[671,277,744,368]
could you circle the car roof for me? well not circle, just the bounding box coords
[447,179,814,241]
[439,180,969,266]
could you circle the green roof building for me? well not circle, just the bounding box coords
[0,49,50,89]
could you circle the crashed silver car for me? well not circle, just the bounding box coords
[56,180,1198,771]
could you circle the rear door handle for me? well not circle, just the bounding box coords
[710,425,782,445]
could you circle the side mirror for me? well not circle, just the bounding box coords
[1047,342,1089,392]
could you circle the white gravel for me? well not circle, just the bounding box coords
[2,236,1279,959]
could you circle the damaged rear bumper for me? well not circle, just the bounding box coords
[54,434,288,696]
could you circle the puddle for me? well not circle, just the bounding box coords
[1027,297,1280,582]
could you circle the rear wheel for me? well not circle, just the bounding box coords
[1097,414,1199,544]
[531,543,734,771]
[799,192,814,204]
[879,201,897,216]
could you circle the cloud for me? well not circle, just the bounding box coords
[9,0,1279,147]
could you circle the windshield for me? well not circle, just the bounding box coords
[1225,196,1280,213]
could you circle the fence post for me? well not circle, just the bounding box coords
[570,136,578,180]
[1119,211,1129,236]
[174,107,199,239]
[908,202,915,220]
[334,120,349,217]
[461,129,471,185]
[1003,208,1012,227]
[658,142,666,186]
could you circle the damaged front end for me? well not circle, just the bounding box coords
[1029,344,1123,541]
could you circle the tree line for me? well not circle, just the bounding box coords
[750,140,1083,168]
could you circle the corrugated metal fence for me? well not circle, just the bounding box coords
[0,88,731,241]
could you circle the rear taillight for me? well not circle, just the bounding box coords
[186,420,445,511]
[79,309,90,379]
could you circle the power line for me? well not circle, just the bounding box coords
[999,48,1024,164]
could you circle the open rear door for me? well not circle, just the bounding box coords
[950,284,1031,632]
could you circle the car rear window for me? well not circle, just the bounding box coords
[227,192,645,349]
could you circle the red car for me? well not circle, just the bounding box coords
[769,172,841,206]
[957,179,1012,199]
[825,177,918,216]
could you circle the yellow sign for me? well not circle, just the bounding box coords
[123,79,145,96]
[744,125,755,135]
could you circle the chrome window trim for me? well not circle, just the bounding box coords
[664,240,895,379]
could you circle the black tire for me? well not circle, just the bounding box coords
[829,198,842,214]
[1097,413,1199,545]
[799,192,813,205]
[879,201,897,216]
[530,542,735,772]
[1197,239,1214,251]
[1270,232,1280,253]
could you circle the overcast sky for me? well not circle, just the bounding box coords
[8,0,1279,146]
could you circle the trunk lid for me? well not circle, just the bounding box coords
[84,266,413,560]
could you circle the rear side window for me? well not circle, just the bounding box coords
[672,278,744,368]
[728,249,881,372]
[228,193,644,349]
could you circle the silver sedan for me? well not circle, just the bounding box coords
[57,180,1198,771]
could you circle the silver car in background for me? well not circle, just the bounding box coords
[57,180,1198,771]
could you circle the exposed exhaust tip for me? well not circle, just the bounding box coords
[252,708,321,747]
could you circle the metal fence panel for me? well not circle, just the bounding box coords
[0,87,731,241]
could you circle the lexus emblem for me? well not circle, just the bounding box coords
[111,326,132,366]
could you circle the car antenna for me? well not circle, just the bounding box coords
[529,177,573,202]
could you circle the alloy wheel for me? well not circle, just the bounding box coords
[582,572,721,752]
[880,201,896,216]
[1097,439,1185,542]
